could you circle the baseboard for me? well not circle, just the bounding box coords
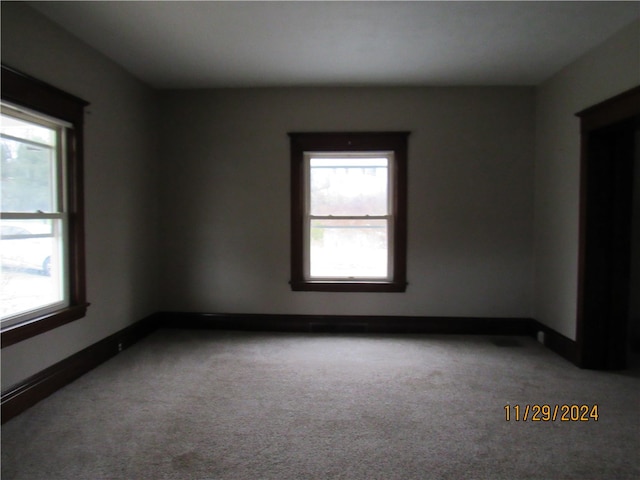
[1,313,159,424]
[157,311,538,335]
[0,312,563,424]
[533,322,579,366]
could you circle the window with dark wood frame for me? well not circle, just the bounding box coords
[1,65,89,347]
[289,132,409,292]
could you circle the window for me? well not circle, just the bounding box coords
[1,65,88,347]
[289,132,409,292]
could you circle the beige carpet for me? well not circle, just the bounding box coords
[2,329,639,479]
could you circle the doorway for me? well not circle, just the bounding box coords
[576,86,640,369]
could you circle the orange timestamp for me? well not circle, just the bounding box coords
[504,404,599,422]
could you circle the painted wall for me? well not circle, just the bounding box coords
[1,3,159,387]
[534,20,640,340]
[159,87,535,318]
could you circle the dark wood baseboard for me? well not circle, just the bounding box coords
[1,314,159,424]
[157,311,538,336]
[2,312,578,424]
[533,321,579,366]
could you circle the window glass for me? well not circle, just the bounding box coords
[309,218,388,278]
[1,113,59,213]
[309,157,389,216]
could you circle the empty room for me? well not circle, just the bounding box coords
[1,1,639,479]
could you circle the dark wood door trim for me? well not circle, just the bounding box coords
[575,85,640,369]
[576,87,640,133]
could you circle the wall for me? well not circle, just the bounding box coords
[1,3,159,387]
[159,87,535,318]
[534,20,640,340]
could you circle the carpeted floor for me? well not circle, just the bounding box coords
[2,329,639,479]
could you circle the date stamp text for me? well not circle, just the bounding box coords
[504,404,599,422]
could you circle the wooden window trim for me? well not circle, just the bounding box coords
[289,131,409,292]
[1,65,89,348]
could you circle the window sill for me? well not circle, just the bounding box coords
[1,303,90,348]
[290,281,407,293]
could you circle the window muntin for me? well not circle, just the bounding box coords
[1,106,70,326]
[289,132,408,293]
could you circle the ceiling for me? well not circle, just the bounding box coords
[28,1,640,89]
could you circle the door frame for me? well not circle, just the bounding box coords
[575,86,640,369]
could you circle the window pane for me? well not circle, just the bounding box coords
[310,157,388,216]
[0,114,56,146]
[1,113,58,213]
[0,218,66,321]
[309,219,388,278]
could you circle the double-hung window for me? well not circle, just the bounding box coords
[1,66,88,347]
[290,132,409,292]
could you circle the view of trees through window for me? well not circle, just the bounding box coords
[1,114,57,212]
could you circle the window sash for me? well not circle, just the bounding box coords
[1,106,72,327]
[1,104,69,215]
[308,153,390,217]
[306,216,394,280]
[303,151,395,281]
